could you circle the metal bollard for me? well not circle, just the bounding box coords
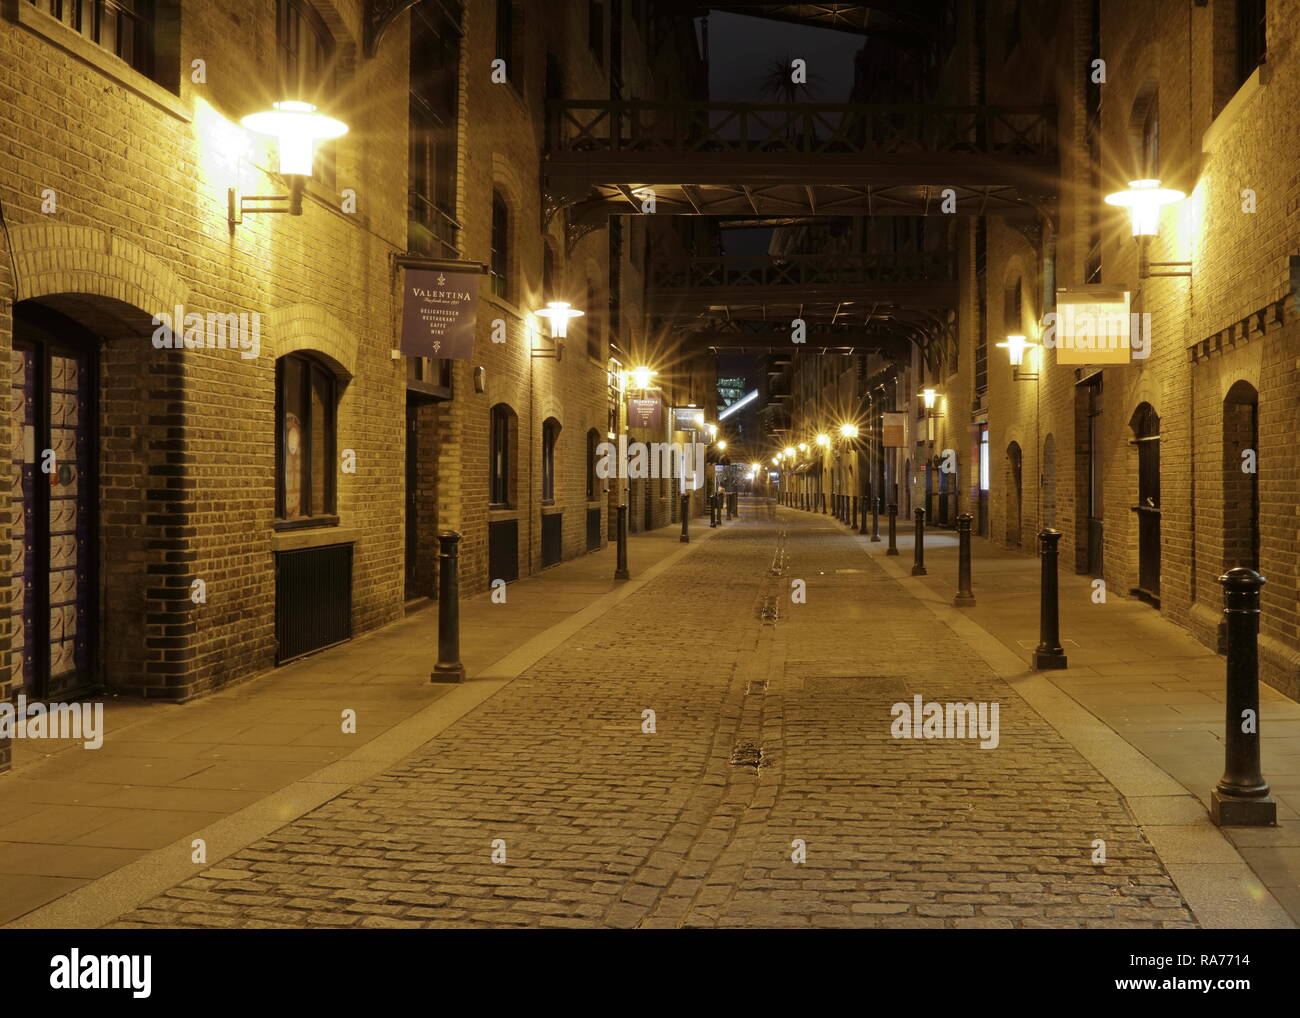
[911,507,927,576]
[1032,529,1067,669]
[821,491,827,514]
[615,504,630,580]
[886,503,899,555]
[851,495,859,530]
[430,530,466,683]
[1210,568,1276,826]
[710,492,719,528]
[680,493,690,543]
[954,513,975,607]
[870,497,881,542]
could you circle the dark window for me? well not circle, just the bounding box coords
[30,0,156,78]
[495,0,522,86]
[490,403,513,506]
[542,243,556,304]
[276,354,338,524]
[1084,0,1103,284]
[975,219,987,394]
[608,217,622,342]
[490,191,510,300]
[277,0,335,103]
[586,428,600,500]
[541,418,561,503]
[588,1,604,66]
[409,0,462,259]
[1004,0,1022,55]
[1138,92,1159,179]
[586,279,601,360]
[1236,0,1267,89]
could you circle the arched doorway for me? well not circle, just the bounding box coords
[1223,382,1259,571]
[11,304,100,701]
[1130,402,1161,604]
[1006,441,1023,547]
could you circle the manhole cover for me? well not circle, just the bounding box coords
[730,742,763,767]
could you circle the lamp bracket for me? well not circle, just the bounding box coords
[228,177,306,227]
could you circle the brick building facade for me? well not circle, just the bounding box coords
[764,1,1298,698]
[0,0,709,773]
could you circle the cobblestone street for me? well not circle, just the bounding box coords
[109,512,1198,929]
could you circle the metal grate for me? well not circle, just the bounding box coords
[275,543,353,664]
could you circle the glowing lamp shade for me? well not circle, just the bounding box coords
[716,440,727,450]
[919,388,938,411]
[839,423,859,439]
[241,101,348,177]
[629,366,656,390]
[534,301,584,338]
[996,334,1037,367]
[783,446,796,458]
[797,443,808,453]
[707,423,719,439]
[815,433,830,447]
[1104,179,1186,237]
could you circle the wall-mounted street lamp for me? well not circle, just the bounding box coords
[230,101,348,226]
[783,446,796,459]
[798,443,809,453]
[996,334,1039,381]
[839,423,860,440]
[919,388,938,412]
[707,423,719,441]
[815,433,830,448]
[1104,178,1191,278]
[716,440,727,451]
[534,301,584,338]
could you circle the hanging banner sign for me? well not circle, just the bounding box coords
[1051,288,1132,365]
[400,267,480,360]
[629,397,663,429]
[881,412,908,447]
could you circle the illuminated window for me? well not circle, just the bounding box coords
[29,0,156,77]
[276,354,338,524]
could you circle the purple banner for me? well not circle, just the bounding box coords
[628,397,663,429]
[401,268,479,360]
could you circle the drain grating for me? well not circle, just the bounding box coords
[746,679,768,695]
[729,742,763,767]
[757,595,780,622]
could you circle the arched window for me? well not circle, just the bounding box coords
[541,417,561,504]
[490,403,516,506]
[586,428,601,500]
[1131,86,1160,179]
[276,353,340,524]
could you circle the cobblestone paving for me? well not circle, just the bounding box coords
[112,512,1197,929]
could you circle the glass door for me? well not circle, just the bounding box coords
[12,314,97,702]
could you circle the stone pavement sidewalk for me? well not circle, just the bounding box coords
[827,506,1300,925]
[0,522,715,925]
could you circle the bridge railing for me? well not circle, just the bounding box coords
[548,100,1055,159]
[648,252,956,290]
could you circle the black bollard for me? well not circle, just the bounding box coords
[858,493,869,535]
[710,491,719,528]
[680,493,690,543]
[954,513,975,607]
[821,491,827,514]
[886,503,899,556]
[1032,529,1067,669]
[851,495,859,530]
[911,507,927,576]
[1211,568,1276,826]
[870,497,881,542]
[431,530,466,683]
[615,504,630,580]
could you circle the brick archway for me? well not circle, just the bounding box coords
[265,303,358,379]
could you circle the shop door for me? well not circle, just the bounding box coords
[11,314,98,701]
